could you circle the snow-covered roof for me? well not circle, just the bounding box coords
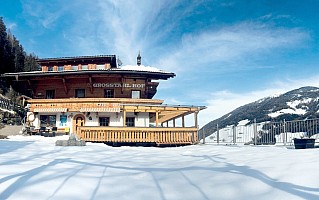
[118,65,166,73]
[2,65,175,80]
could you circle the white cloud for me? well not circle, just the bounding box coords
[159,22,310,73]
[95,0,176,63]
[20,1,309,72]
[21,0,66,29]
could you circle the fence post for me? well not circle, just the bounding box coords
[233,125,236,144]
[202,127,205,144]
[196,125,199,144]
[283,119,286,146]
[217,123,219,144]
[254,119,257,145]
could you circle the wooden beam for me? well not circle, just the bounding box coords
[88,76,93,94]
[121,76,125,94]
[156,111,159,127]
[158,111,188,124]
[182,114,185,128]
[27,80,34,95]
[120,105,196,112]
[62,78,68,94]
[123,110,126,127]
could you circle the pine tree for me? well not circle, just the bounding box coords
[7,29,24,72]
[0,17,9,74]
[24,53,38,72]
[0,18,17,74]
[1,17,39,74]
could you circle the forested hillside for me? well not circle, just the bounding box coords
[0,17,38,97]
[0,17,39,125]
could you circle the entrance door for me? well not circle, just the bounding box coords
[72,114,85,135]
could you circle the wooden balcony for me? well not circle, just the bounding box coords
[28,98,164,112]
[77,126,198,146]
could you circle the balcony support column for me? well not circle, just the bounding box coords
[182,114,185,128]
[123,110,126,127]
[156,111,159,127]
[194,111,198,143]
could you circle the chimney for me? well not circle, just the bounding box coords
[137,51,141,66]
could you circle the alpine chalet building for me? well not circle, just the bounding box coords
[3,54,206,146]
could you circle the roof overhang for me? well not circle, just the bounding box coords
[2,69,175,80]
[122,104,207,123]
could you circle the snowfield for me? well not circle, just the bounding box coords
[1,135,319,200]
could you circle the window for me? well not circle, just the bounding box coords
[104,89,114,98]
[126,117,135,127]
[46,90,55,99]
[71,65,78,70]
[58,66,64,71]
[75,89,85,98]
[40,115,56,127]
[59,115,67,126]
[81,65,88,70]
[48,66,54,71]
[131,90,140,99]
[96,64,105,70]
[99,117,110,126]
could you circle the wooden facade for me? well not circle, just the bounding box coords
[2,55,206,146]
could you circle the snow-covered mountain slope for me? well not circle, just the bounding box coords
[202,86,319,137]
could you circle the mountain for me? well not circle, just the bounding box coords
[201,86,319,137]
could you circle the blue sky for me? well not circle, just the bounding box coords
[1,0,319,126]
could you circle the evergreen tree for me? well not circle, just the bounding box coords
[24,53,38,71]
[0,17,6,73]
[0,17,13,74]
[1,17,39,74]
[7,29,24,72]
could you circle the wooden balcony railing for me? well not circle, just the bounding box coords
[77,126,198,145]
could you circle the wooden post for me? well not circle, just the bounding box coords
[123,110,126,127]
[194,111,198,143]
[88,76,93,94]
[155,111,159,127]
[22,97,25,107]
[62,78,68,94]
[182,114,185,127]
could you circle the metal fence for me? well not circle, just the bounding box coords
[0,97,15,112]
[200,118,319,145]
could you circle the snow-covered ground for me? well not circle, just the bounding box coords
[1,135,319,200]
